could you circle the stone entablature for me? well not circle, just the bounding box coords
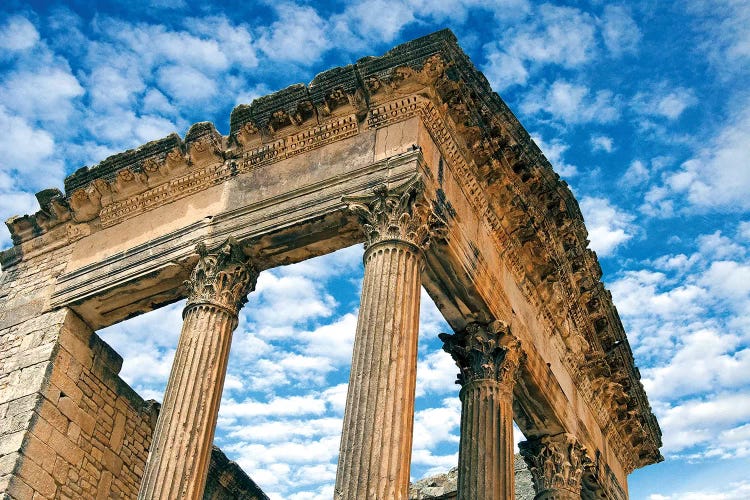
[1,29,662,498]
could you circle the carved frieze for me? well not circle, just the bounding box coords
[238,114,359,171]
[185,237,259,316]
[342,175,446,251]
[439,321,523,390]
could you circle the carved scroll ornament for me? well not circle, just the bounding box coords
[439,320,523,390]
[184,237,259,316]
[520,433,592,498]
[342,175,446,251]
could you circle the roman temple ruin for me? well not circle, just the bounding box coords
[0,30,662,499]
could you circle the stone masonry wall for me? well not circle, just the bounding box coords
[1,238,267,499]
[0,306,267,499]
[1,308,158,498]
[0,243,74,495]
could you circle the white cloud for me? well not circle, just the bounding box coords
[482,50,529,90]
[86,63,145,111]
[509,5,597,67]
[521,80,620,125]
[600,5,641,56]
[416,349,459,397]
[99,18,231,73]
[590,135,614,153]
[739,221,750,240]
[248,272,337,330]
[0,190,38,246]
[642,328,749,401]
[184,16,258,69]
[411,399,461,457]
[156,64,217,103]
[649,480,750,500]
[649,96,750,212]
[98,301,184,400]
[0,106,61,183]
[256,3,330,65]
[220,395,328,420]
[0,66,84,124]
[482,4,598,90]
[610,269,707,322]
[330,0,416,47]
[687,0,750,75]
[0,15,40,51]
[656,391,750,456]
[419,287,449,340]
[579,196,636,256]
[620,159,650,187]
[302,313,357,365]
[609,225,750,462]
[633,86,697,120]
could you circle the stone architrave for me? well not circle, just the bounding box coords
[334,175,444,500]
[519,433,591,500]
[138,238,259,500]
[439,321,524,500]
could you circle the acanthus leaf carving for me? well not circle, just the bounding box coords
[439,320,523,390]
[520,433,592,498]
[184,237,259,316]
[342,174,446,251]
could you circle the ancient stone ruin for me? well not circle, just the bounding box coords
[0,30,662,499]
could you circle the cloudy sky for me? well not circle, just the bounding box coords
[1,1,749,499]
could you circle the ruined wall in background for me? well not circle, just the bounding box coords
[408,455,535,500]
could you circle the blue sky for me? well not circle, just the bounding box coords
[1,1,749,499]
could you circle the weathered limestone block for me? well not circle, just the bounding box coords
[335,176,444,500]
[139,238,258,500]
[439,321,523,500]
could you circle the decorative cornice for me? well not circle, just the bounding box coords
[520,433,592,498]
[342,175,446,251]
[184,237,258,316]
[439,321,523,390]
[364,84,661,471]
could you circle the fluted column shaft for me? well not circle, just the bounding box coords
[458,380,515,499]
[139,238,257,500]
[335,241,422,499]
[335,175,444,500]
[440,321,523,500]
[519,433,591,500]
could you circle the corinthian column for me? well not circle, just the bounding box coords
[139,238,258,500]
[519,433,591,500]
[334,175,444,500]
[439,321,523,500]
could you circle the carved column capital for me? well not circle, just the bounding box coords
[342,175,446,252]
[519,433,592,499]
[184,237,259,316]
[439,320,523,391]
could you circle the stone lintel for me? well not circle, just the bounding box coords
[49,149,425,329]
